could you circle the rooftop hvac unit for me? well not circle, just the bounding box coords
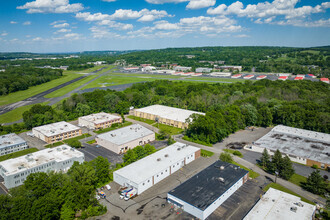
[64,125,68,127]
[177,147,181,151]
[157,158,161,161]
[218,177,225,183]
[164,154,169,157]
[220,166,225,170]
[290,207,297,213]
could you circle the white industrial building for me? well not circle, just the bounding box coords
[114,142,200,195]
[0,145,84,189]
[196,67,212,73]
[245,125,330,169]
[95,124,155,154]
[244,188,316,220]
[32,121,82,144]
[78,112,122,130]
[174,66,192,72]
[133,105,205,129]
[0,133,28,156]
[167,160,249,220]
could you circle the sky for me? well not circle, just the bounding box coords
[0,0,329,53]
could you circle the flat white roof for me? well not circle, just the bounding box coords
[32,121,80,137]
[0,145,84,175]
[96,124,154,146]
[244,188,315,220]
[79,112,121,125]
[114,142,199,184]
[135,105,205,123]
[254,125,330,164]
[0,133,26,150]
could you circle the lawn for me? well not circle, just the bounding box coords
[154,123,183,135]
[86,139,96,144]
[82,72,245,89]
[224,149,243,157]
[182,135,213,147]
[127,115,155,125]
[0,148,39,162]
[44,65,114,98]
[231,161,260,179]
[289,173,307,187]
[44,133,92,148]
[263,182,315,205]
[0,102,49,124]
[201,149,214,157]
[94,121,133,134]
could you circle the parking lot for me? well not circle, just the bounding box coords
[98,155,219,219]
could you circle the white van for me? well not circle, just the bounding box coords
[106,184,111,191]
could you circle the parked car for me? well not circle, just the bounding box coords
[106,184,111,191]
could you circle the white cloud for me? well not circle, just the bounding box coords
[145,0,188,3]
[186,0,216,10]
[89,26,123,39]
[53,23,70,28]
[56,28,71,33]
[17,0,84,14]
[102,0,116,2]
[23,21,32,25]
[76,12,111,21]
[97,20,133,30]
[1,32,8,37]
[207,0,330,27]
[154,20,179,30]
[234,34,250,38]
[10,21,18,24]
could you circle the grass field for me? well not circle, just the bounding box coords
[182,135,213,147]
[87,139,96,144]
[153,123,183,135]
[289,173,307,187]
[127,115,155,125]
[82,72,245,89]
[0,102,49,124]
[0,148,39,162]
[0,66,110,107]
[263,182,315,205]
[44,65,114,98]
[231,161,260,179]
[201,149,214,157]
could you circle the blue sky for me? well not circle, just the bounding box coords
[0,0,329,52]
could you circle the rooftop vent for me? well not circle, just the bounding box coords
[220,166,225,170]
[218,177,225,183]
[64,124,68,127]
[164,154,169,157]
[177,147,181,151]
[290,207,297,213]
[157,158,161,161]
[294,202,304,207]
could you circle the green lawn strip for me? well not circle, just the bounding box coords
[201,149,214,157]
[153,123,183,135]
[231,161,260,179]
[44,66,114,98]
[44,133,92,148]
[223,149,243,157]
[94,122,133,134]
[0,148,39,162]
[289,173,307,187]
[0,102,49,124]
[127,115,155,125]
[263,183,315,205]
[182,135,212,147]
[86,139,96,144]
[0,72,81,106]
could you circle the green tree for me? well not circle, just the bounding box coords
[271,149,283,172]
[123,149,137,164]
[144,144,156,155]
[279,156,295,180]
[303,170,327,195]
[60,202,75,220]
[90,156,110,185]
[260,148,270,169]
[219,152,233,163]
[67,140,82,148]
[258,106,273,127]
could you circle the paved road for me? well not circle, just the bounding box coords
[173,136,327,206]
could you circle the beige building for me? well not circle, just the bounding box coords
[32,121,82,144]
[95,124,155,154]
[78,112,122,130]
[133,105,205,129]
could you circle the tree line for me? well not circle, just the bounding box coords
[0,156,110,220]
[0,67,62,96]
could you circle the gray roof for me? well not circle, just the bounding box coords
[254,125,330,164]
[0,133,26,150]
[96,124,154,146]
